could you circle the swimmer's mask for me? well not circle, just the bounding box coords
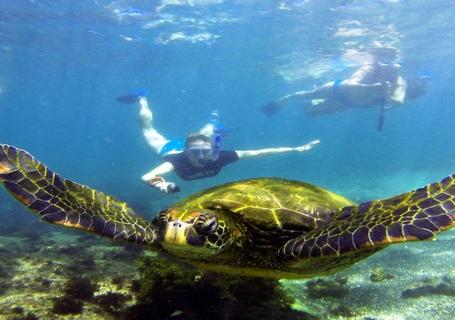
[185,133,220,164]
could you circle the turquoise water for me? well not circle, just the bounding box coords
[1,1,455,319]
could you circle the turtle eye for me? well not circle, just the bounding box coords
[194,215,218,235]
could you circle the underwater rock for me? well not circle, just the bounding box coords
[65,254,96,274]
[329,304,354,317]
[50,278,94,315]
[94,292,132,314]
[11,306,24,314]
[11,313,40,320]
[401,282,455,298]
[57,245,82,255]
[111,274,126,289]
[369,267,395,283]
[102,245,143,261]
[0,246,10,257]
[53,267,64,275]
[8,306,40,320]
[130,279,141,293]
[40,278,52,289]
[62,276,97,301]
[306,277,349,299]
[52,296,84,315]
[0,282,8,295]
[80,255,96,269]
[0,262,11,295]
[0,263,7,278]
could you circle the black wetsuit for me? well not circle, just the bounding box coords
[162,151,239,181]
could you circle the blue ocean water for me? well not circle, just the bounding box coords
[2,0,455,216]
[1,0,455,317]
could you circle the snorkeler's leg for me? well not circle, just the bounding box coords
[138,97,169,154]
[261,90,316,117]
[389,76,407,104]
[199,122,215,137]
[304,100,347,117]
[282,89,319,102]
[198,110,220,137]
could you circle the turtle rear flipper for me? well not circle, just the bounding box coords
[0,144,159,246]
[279,174,455,259]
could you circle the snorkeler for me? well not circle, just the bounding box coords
[261,45,427,130]
[117,92,320,194]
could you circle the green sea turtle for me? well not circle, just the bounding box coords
[0,144,454,279]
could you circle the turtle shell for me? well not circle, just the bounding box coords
[172,178,355,233]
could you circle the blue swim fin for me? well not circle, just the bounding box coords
[116,89,147,104]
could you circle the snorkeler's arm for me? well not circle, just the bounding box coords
[278,89,320,103]
[141,162,180,193]
[235,139,320,159]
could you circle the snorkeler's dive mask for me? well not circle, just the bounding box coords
[188,145,218,163]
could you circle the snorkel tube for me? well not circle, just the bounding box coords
[209,111,222,154]
[213,129,221,153]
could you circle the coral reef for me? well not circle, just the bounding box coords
[123,254,315,320]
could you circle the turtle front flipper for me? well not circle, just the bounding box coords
[279,174,455,259]
[0,144,159,247]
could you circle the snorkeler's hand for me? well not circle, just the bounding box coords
[148,177,180,194]
[155,181,180,193]
[162,181,180,193]
[260,101,284,117]
[295,139,320,152]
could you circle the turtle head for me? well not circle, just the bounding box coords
[154,208,239,258]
